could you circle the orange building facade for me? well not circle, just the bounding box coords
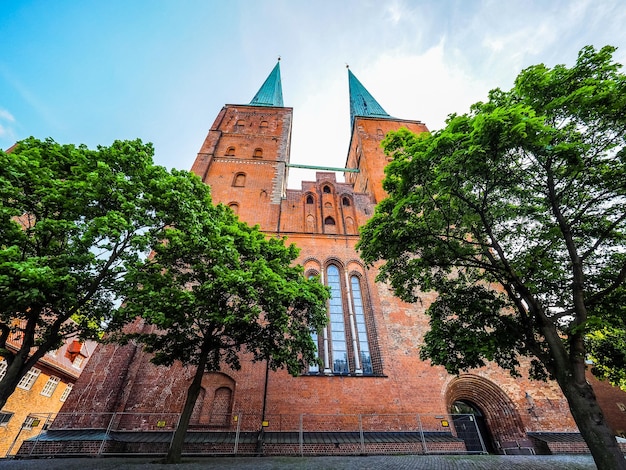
[0,335,93,456]
[44,63,626,456]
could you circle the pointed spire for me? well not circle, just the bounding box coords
[249,60,284,107]
[348,67,390,126]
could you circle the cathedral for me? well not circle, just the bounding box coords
[22,63,626,457]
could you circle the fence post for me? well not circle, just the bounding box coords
[168,412,183,457]
[417,414,428,454]
[26,413,51,457]
[4,425,22,458]
[299,414,304,457]
[233,413,241,455]
[359,414,365,455]
[472,415,488,454]
[97,412,116,456]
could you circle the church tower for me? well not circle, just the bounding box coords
[344,68,428,204]
[190,62,291,230]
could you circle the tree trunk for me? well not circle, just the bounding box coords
[558,372,626,469]
[0,326,44,410]
[165,348,208,464]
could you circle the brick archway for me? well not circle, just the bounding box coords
[445,374,526,447]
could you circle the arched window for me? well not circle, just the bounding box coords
[235,119,245,130]
[225,147,235,156]
[345,217,356,235]
[323,185,331,194]
[313,265,379,376]
[228,203,239,214]
[307,271,320,374]
[306,195,314,204]
[191,387,206,423]
[209,387,232,426]
[260,120,269,128]
[306,214,315,233]
[342,197,351,207]
[327,265,348,374]
[324,216,335,225]
[377,128,385,138]
[253,148,263,158]
[233,173,246,187]
[351,276,373,375]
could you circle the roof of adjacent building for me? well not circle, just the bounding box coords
[348,68,391,126]
[249,62,284,107]
[5,321,95,380]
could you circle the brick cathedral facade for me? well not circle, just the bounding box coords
[51,63,626,455]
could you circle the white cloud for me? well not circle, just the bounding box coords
[285,43,491,189]
[361,43,488,132]
[0,108,16,144]
[0,108,15,122]
[385,0,404,25]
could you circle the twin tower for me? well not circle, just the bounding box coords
[53,63,580,456]
[190,62,428,231]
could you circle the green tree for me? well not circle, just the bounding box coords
[586,286,626,390]
[0,137,208,410]
[114,203,329,464]
[358,46,626,469]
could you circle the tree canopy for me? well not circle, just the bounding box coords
[114,202,329,463]
[358,45,626,469]
[0,137,210,409]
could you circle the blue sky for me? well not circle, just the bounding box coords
[2,0,625,188]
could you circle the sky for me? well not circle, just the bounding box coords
[1,0,626,188]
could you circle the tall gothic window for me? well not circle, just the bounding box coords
[307,265,378,376]
[327,265,349,374]
[351,276,373,375]
[307,271,320,373]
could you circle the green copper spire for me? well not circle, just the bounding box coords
[249,61,284,107]
[348,68,390,125]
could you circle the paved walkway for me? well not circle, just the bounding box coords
[0,455,600,469]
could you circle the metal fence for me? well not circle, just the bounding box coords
[7,411,488,458]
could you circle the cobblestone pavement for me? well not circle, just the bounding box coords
[0,455,601,469]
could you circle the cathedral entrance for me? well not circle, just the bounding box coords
[445,375,527,454]
[450,400,494,453]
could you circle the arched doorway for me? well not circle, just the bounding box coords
[446,374,527,454]
[450,400,494,453]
